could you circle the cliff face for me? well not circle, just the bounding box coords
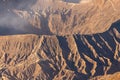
[0,0,120,80]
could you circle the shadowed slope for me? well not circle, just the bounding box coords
[109,20,120,33]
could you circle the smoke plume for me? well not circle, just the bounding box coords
[0,0,39,35]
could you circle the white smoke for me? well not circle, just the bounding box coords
[0,0,38,35]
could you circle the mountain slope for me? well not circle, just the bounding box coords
[0,20,120,80]
[0,0,120,35]
[0,0,120,80]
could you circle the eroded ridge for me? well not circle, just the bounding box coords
[0,20,120,80]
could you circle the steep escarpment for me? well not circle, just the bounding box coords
[0,20,120,80]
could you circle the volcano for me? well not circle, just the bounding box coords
[0,0,120,80]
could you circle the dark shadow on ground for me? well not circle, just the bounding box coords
[108,19,120,33]
[56,19,120,79]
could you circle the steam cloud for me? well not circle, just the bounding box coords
[0,0,38,35]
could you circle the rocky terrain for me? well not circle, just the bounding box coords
[0,0,120,80]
